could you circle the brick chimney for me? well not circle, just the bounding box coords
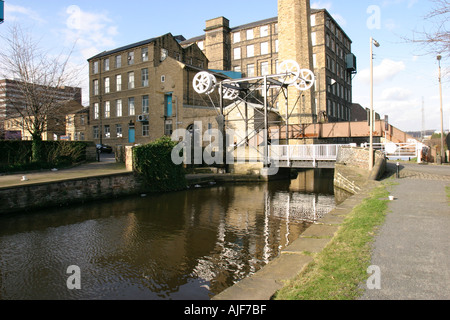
[204,17,231,71]
[278,0,317,126]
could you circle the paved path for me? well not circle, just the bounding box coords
[360,162,450,300]
[0,154,129,189]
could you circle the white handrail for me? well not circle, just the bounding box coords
[272,144,348,162]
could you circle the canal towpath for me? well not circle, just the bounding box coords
[0,154,129,189]
[359,161,450,300]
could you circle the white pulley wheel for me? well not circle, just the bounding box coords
[222,82,240,100]
[294,69,315,91]
[278,60,301,85]
[193,72,214,94]
[206,74,217,95]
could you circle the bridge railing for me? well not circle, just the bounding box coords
[361,142,422,161]
[270,144,349,164]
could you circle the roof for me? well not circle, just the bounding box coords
[181,9,352,45]
[209,69,243,79]
[87,36,159,61]
[69,107,90,115]
[181,17,278,45]
[230,16,278,32]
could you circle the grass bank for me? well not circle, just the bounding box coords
[446,186,450,204]
[274,183,390,300]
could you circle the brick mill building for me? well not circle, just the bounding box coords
[87,33,225,147]
[87,0,356,148]
[181,4,356,124]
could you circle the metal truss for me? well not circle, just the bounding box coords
[193,60,315,168]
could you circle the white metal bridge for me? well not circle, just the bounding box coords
[232,141,424,169]
[269,144,347,168]
[230,144,348,169]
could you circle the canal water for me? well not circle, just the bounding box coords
[0,171,341,300]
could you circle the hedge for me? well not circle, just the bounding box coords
[133,136,187,193]
[0,140,91,173]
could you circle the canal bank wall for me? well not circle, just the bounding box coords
[0,172,146,215]
[0,169,285,215]
[334,146,386,195]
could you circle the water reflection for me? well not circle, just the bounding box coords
[0,173,338,300]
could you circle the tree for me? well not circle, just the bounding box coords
[410,0,450,61]
[0,25,82,162]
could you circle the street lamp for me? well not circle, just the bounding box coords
[369,37,380,171]
[437,54,444,163]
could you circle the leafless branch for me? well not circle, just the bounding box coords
[0,24,83,140]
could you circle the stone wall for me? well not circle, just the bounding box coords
[0,172,146,215]
[334,146,386,194]
[86,143,98,162]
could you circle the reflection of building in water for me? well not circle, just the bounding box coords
[190,180,336,295]
[290,169,336,194]
[270,192,336,223]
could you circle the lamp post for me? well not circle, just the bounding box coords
[437,54,444,163]
[369,37,380,171]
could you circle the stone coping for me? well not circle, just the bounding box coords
[212,180,380,300]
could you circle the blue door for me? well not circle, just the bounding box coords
[165,93,173,117]
[128,128,135,143]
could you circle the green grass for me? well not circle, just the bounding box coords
[274,184,390,300]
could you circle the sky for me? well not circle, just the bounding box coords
[1,0,448,133]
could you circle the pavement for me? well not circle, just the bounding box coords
[0,153,129,189]
[359,161,450,300]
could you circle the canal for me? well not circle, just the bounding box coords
[0,171,342,300]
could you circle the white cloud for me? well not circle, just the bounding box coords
[62,5,118,60]
[381,87,413,101]
[357,59,406,85]
[5,4,46,24]
[382,0,418,8]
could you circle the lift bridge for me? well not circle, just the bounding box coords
[192,60,345,169]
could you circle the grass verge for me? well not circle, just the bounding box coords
[273,184,389,300]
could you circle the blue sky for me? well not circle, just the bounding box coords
[1,0,448,132]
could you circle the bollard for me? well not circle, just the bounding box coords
[396,162,400,179]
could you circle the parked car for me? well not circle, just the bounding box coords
[96,144,113,153]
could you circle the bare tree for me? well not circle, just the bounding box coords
[0,25,83,161]
[410,0,450,61]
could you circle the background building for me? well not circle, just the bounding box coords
[0,79,82,140]
[66,106,90,141]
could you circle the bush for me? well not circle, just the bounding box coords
[0,140,90,173]
[133,136,187,193]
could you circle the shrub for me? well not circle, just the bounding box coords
[0,140,90,173]
[133,136,187,193]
